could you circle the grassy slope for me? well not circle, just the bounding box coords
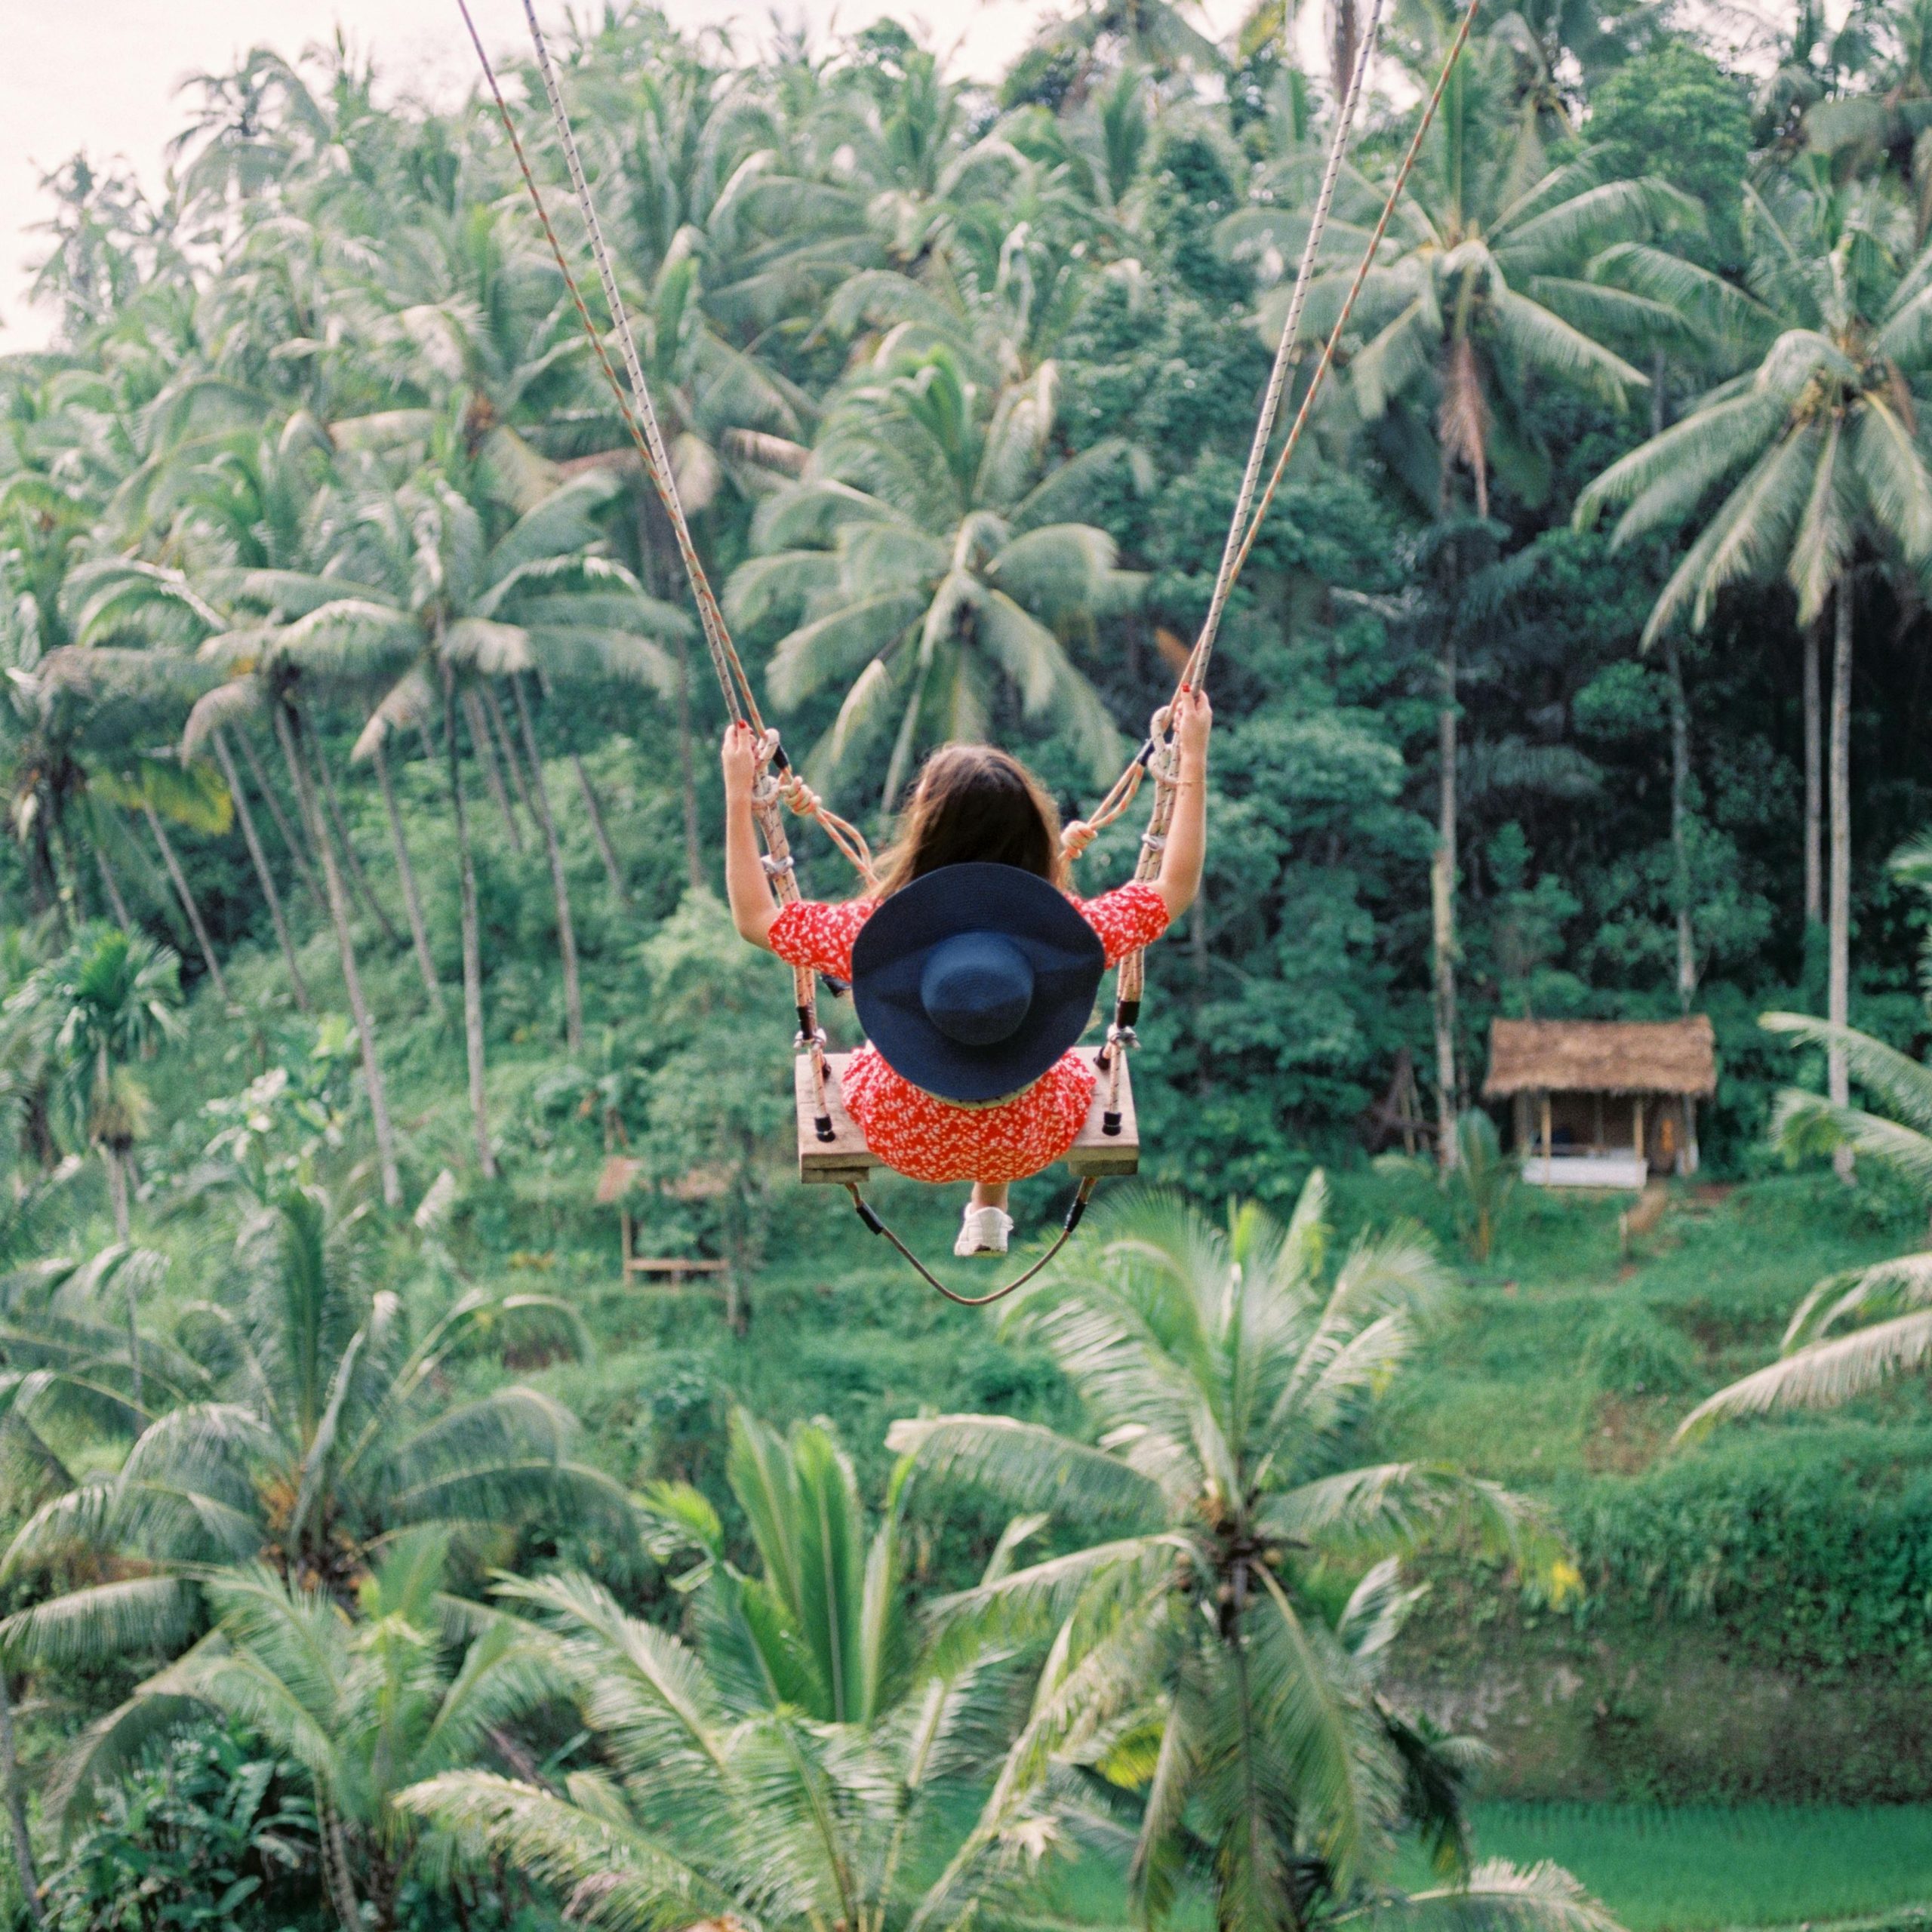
[59,741,1932,1921]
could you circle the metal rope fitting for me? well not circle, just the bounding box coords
[760,852,795,878]
[794,1027,829,1055]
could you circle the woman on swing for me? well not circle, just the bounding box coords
[724,690,1211,1257]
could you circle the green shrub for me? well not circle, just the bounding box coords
[42,1724,319,1932]
[1582,1303,1697,1395]
[1567,1423,1932,1672]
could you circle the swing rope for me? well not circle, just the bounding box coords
[456,0,877,884]
[1086,0,1481,1126]
[845,1178,1097,1306]
[458,0,1478,1297]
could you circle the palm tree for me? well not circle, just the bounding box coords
[0,1186,630,1700]
[395,1560,1072,1932]
[729,347,1140,806]
[0,1254,190,1930]
[60,1532,561,1932]
[220,469,681,1160]
[1577,163,1932,1151]
[62,555,313,1005]
[1235,33,1685,1155]
[642,1408,913,1724]
[1678,835,1932,1433]
[887,1182,1577,1929]
[3,926,183,1241]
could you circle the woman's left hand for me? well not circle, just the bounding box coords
[1173,686,1213,768]
[720,720,760,801]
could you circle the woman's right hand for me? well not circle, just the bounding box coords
[720,720,759,801]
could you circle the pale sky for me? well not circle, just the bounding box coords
[2,0,1796,355]
[1,0,1266,353]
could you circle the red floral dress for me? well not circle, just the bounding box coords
[771,881,1170,1185]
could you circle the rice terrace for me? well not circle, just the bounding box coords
[5,0,1932,1927]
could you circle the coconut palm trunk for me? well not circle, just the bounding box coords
[1664,638,1695,1014]
[1432,628,1460,1167]
[0,1664,42,1930]
[317,1801,362,1932]
[92,841,131,929]
[508,675,583,1055]
[236,727,325,912]
[1830,577,1854,1182]
[1804,619,1823,928]
[674,630,703,892]
[100,1140,131,1245]
[444,677,499,1180]
[482,683,537,826]
[371,740,444,1018]
[635,497,702,890]
[211,731,310,1011]
[571,753,630,906]
[118,1217,143,1407]
[277,706,403,1208]
[313,739,402,949]
[462,689,524,853]
[141,799,229,1004]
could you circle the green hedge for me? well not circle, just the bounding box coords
[1564,1423,1932,1675]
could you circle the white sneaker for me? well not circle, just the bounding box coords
[955,1204,1014,1257]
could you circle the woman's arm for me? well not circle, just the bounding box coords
[721,721,780,950]
[1155,686,1211,923]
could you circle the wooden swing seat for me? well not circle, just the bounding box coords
[795,1046,1140,1186]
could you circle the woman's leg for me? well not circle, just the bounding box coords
[957,1180,1014,1255]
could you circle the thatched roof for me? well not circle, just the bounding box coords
[595,1157,731,1205]
[1482,1017,1715,1098]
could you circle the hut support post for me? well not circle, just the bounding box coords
[1681,1097,1697,1177]
[620,1204,632,1285]
[1633,1097,1645,1168]
[1592,1092,1604,1152]
[1540,1091,1552,1161]
[1513,1091,1531,1156]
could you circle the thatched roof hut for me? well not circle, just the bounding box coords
[1482,1017,1716,1100]
[1482,1017,1715,1186]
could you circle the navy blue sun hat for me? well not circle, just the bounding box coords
[851,861,1105,1104]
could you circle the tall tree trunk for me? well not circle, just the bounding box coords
[445,678,499,1179]
[235,727,324,911]
[110,1173,143,1407]
[1829,577,1854,1183]
[313,737,402,948]
[30,810,69,943]
[278,707,403,1208]
[638,493,701,891]
[142,801,229,1004]
[572,753,631,906]
[1664,636,1695,1015]
[1432,629,1460,1167]
[371,740,445,1017]
[674,631,703,892]
[212,731,310,1012]
[1804,618,1824,928]
[93,841,131,928]
[463,688,524,853]
[509,675,584,1055]
[0,1666,42,1930]
[483,683,537,828]
[101,1141,131,1245]
[317,1801,362,1932]
[55,820,90,928]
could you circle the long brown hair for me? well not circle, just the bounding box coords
[874,744,1064,897]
